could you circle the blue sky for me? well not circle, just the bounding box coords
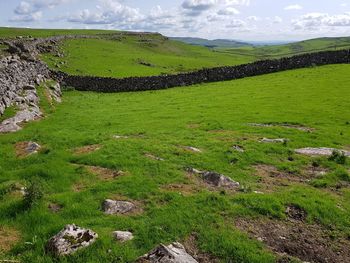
[0,0,349,41]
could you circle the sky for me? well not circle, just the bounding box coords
[0,0,350,41]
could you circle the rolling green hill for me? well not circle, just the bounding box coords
[170,37,251,48]
[219,37,350,60]
[42,34,253,78]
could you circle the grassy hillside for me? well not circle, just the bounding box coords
[0,27,118,39]
[220,37,350,60]
[1,64,350,262]
[42,35,253,78]
[170,37,251,48]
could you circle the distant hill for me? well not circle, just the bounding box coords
[170,37,251,48]
[218,36,350,60]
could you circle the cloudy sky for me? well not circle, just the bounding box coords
[0,0,350,41]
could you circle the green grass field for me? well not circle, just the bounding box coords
[1,64,349,262]
[42,35,254,78]
[219,37,350,60]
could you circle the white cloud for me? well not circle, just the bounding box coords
[217,7,240,15]
[11,0,70,22]
[284,4,303,10]
[68,0,142,24]
[226,19,246,28]
[10,11,42,22]
[292,12,350,30]
[247,15,258,22]
[182,0,216,16]
[272,16,283,24]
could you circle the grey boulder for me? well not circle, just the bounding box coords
[46,224,98,256]
[102,199,135,215]
[138,242,198,263]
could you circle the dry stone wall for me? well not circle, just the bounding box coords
[0,55,50,116]
[53,49,350,93]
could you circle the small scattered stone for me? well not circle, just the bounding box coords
[46,224,98,256]
[144,153,164,161]
[295,147,350,157]
[137,242,198,263]
[201,171,240,188]
[113,231,134,242]
[113,135,129,139]
[186,167,203,174]
[48,203,63,213]
[232,145,244,152]
[15,141,41,157]
[102,199,135,215]
[187,168,240,189]
[183,146,202,153]
[260,138,288,143]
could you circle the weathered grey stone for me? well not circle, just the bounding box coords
[187,168,240,188]
[23,84,35,90]
[183,146,202,153]
[295,147,350,157]
[113,231,134,242]
[201,171,240,188]
[102,199,135,215]
[138,242,198,263]
[47,224,98,256]
[25,141,41,155]
[232,145,244,152]
[260,138,288,143]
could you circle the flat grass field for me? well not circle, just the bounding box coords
[1,64,350,262]
[42,35,253,78]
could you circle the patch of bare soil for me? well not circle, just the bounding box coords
[253,165,309,192]
[72,182,87,192]
[85,165,125,181]
[15,141,41,158]
[182,233,220,263]
[303,165,329,177]
[73,144,101,155]
[187,123,201,129]
[0,226,21,253]
[160,183,201,196]
[235,217,350,263]
[285,204,307,221]
[48,203,63,213]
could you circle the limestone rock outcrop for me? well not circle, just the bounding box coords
[46,224,98,256]
[137,242,198,263]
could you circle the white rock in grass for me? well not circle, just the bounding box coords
[232,145,244,152]
[295,147,350,157]
[102,199,135,215]
[137,242,198,263]
[46,224,98,256]
[183,146,202,153]
[260,138,288,143]
[113,231,134,242]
